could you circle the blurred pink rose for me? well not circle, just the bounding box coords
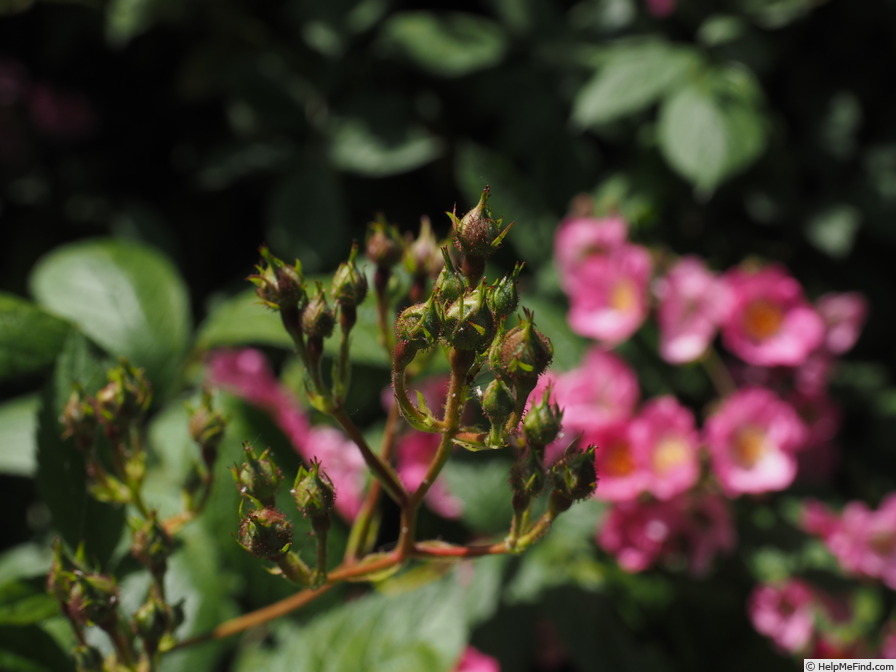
[816,292,867,355]
[555,216,628,292]
[567,243,653,345]
[655,256,729,364]
[879,622,896,659]
[532,347,639,463]
[721,265,824,367]
[801,495,896,589]
[748,579,816,653]
[395,431,463,519]
[207,348,366,520]
[588,419,648,502]
[598,493,734,574]
[646,0,676,17]
[455,646,500,672]
[705,387,807,496]
[631,396,700,500]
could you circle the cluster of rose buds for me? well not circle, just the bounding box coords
[53,363,226,671]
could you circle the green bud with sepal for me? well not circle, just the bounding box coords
[365,219,404,269]
[232,443,283,508]
[302,283,336,340]
[130,512,175,577]
[237,507,293,562]
[60,384,96,450]
[548,444,598,514]
[433,247,465,304]
[448,186,512,258]
[523,388,563,447]
[488,262,523,319]
[249,246,307,312]
[395,294,443,349]
[93,359,152,430]
[332,243,369,310]
[404,217,444,280]
[490,309,553,388]
[292,459,336,532]
[442,281,497,352]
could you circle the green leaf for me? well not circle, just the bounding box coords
[0,293,72,382]
[0,625,74,672]
[0,579,58,626]
[657,67,767,195]
[545,588,670,672]
[34,332,124,565]
[377,11,508,77]
[805,204,861,258]
[195,289,292,352]
[441,458,513,535]
[0,395,40,477]
[28,239,191,398]
[572,39,698,127]
[234,573,467,672]
[196,288,390,367]
[0,545,51,586]
[328,116,443,177]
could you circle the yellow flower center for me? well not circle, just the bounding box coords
[653,437,689,474]
[733,426,767,468]
[743,299,783,341]
[610,279,638,312]
[604,439,636,477]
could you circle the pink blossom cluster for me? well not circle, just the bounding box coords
[747,578,855,656]
[802,495,896,590]
[552,215,868,575]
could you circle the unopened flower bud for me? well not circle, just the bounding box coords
[232,443,283,507]
[523,389,563,447]
[510,446,546,513]
[481,379,515,424]
[404,217,444,279]
[443,282,497,352]
[188,392,226,461]
[490,310,553,388]
[130,513,175,576]
[292,459,336,534]
[134,594,174,655]
[249,246,307,312]
[73,645,105,672]
[433,248,466,304]
[67,571,120,628]
[365,220,404,269]
[237,507,293,561]
[93,360,152,428]
[395,295,442,348]
[549,444,598,514]
[448,187,511,258]
[301,285,336,340]
[488,263,523,319]
[332,244,369,309]
[60,385,96,448]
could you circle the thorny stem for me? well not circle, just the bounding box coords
[374,267,396,358]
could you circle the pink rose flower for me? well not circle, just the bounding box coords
[567,243,653,345]
[816,292,867,355]
[630,396,700,500]
[455,646,500,672]
[597,493,734,574]
[646,0,676,17]
[721,265,824,366]
[748,579,817,653]
[588,419,648,502]
[705,387,807,496]
[802,495,896,589]
[655,257,729,364]
[555,215,628,292]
